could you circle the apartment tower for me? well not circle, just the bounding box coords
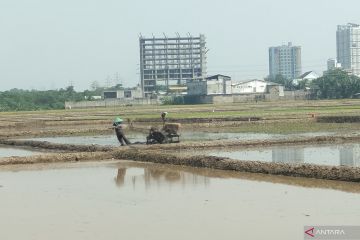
[336,23,360,76]
[269,42,302,80]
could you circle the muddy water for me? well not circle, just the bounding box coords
[0,161,359,240]
[0,146,39,157]
[29,131,334,146]
[30,132,280,146]
[207,143,360,167]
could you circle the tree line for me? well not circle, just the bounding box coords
[0,86,99,112]
[268,69,360,99]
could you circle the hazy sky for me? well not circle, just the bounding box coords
[1,0,359,91]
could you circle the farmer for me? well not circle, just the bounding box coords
[161,112,168,126]
[113,117,131,146]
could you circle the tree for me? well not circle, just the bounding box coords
[90,81,100,91]
[311,69,360,99]
[0,87,86,111]
[266,74,293,90]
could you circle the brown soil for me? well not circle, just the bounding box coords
[1,135,360,153]
[317,116,360,123]
[119,161,360,194]
[0,152,112,165]
[1,140,360,182]
[0,139,113,152]
[112,149,360,182]
[139,135,360,150]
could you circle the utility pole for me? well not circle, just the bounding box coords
[105,76,111,88]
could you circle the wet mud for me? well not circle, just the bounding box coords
[0,152,112,165]
[112,149,360,182]
[115,161,360,194]
[1,134,360,182]
[143,135,360,151]
[0,127,112,138]
[317,115,360,123]
[1,144,360,182]
[4,135,360,153]
[133,116,262,123]
[0,139,113,152]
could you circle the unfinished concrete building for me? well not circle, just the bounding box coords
[139,34,207,97]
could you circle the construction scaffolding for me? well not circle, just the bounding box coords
[139,34,207,97]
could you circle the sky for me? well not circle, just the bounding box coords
[0,0,359,91]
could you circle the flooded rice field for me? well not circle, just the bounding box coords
[0,145,40,158]
[0,161,359,240]
[29,131,336,146]
[206,143,360,167]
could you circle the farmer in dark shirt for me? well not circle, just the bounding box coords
[113,117,131,146]
[161,112,168,126]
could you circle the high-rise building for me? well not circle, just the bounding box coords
[336,23,360,76]
[269,42,302,80]
[327,58,342,70]
[139,34,207,97]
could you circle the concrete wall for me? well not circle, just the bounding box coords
[65,98,159,109]
[225,80,232,94]
[187,81,207,95]
[283,90,310,100]
[103,87,143,100]
[184,90,309,104]
[187,79,232,96]
[129,88,143,98]
[206,80,225,95]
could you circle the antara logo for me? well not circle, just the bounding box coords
[305,227,346,237]
[305,227,315,237]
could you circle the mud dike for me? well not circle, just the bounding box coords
[1,138,360,182]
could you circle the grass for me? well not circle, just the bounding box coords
[1,99,359,135]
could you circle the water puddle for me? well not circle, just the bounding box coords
[206,143,360,167]
[0,161,359,240]
[0,145,40,158]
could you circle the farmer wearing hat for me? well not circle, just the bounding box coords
[113,117,131,146]
[161,112,168,126]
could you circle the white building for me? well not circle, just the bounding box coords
[231,79,284,96]
[187,74,231,96]
[337,23,360,76]
[269,42,302,80]
[292,71,320,86]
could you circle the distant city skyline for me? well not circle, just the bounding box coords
[1,0,360,91]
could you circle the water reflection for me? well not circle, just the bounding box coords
[114,165,210,189]
[271,145,360,167]
[115,168,127,187]
[111,161,360,194]
[209,144,360,167]
[340,146,360,167]
[272,148,304,164]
